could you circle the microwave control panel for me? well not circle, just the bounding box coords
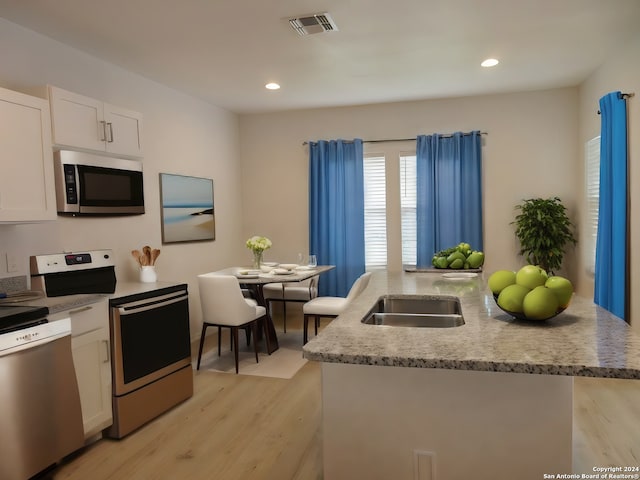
[63,164,78,204]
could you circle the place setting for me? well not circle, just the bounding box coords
[234,254,319,280]
[258,262,307,279]
[234,269,261,279]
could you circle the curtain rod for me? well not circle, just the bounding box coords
[303,131,488,146]
[597,92,634,115]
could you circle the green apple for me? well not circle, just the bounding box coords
[488,270,516,295]
[497,284,530,313]
[447,251,466,264]
[449,258,464,269]
[467,251,485,268]
[458,242,471,253]
[515,265,548,290]
[545,276,573,308]
[523,286,559,320]
[434,257,449,269]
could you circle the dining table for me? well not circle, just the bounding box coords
[212,265,335,354]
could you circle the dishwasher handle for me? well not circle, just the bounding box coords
[115,290,188,316]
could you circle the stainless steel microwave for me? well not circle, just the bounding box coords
[54,150,144,215]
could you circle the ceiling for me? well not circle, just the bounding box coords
[1,0,640,114]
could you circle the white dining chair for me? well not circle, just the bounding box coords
[263,276,319,332]
[302,272,372,344]
[196,273,269,373]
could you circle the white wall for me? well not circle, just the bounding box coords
[0,19,245,337]
[239,88,580,280]
[578,33,640,330]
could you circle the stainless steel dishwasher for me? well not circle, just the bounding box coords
[0,305,84,480]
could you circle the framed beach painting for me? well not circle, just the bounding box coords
[159,173,215,243]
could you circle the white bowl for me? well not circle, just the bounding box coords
[278,263,298,271]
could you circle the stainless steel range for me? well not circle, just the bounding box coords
[108,286,192,438]
[30,250,193,439]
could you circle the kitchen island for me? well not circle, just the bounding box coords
[302,271,640,480]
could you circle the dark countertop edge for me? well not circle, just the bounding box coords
[302,352,640,380]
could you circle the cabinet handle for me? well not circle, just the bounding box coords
[69,305,93,315]
[101,339,110,363]
[107,122,114,143]
[99,120,107,141]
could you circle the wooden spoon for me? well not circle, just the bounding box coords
[131,249,143,266]
[143,245,152,265]
[151,248,161,265]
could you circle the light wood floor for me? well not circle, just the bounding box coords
[52,310,639,479]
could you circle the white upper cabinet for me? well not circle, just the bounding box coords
[49,86,143,158]
[0,86,56,223]
[103,103,144,157]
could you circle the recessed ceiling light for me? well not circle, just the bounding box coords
[481,58,499,67]
[265,82,281,90]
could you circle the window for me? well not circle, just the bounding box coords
[400,154,417,266]
[362,135,480,270]
[585,136,600,276]
[363,155,387,268]
[363,144,416,270]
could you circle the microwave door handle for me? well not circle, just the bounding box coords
[116,292,188,315]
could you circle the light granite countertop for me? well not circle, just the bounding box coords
[302,270,640,379]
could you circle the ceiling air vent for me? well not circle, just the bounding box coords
[289,13,338,36]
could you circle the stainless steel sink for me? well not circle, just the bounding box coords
[362,295,465,328]
[375,296,462,315]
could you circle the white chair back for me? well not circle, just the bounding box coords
[345,272,372,302]
[198,274,258,326]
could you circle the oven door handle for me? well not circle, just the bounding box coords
[115,291,188,315]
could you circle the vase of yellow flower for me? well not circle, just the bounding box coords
[246,236,272,268]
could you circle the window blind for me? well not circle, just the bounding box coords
[363,155,387,268]
[585,136,600,276]
[400,154,417,266]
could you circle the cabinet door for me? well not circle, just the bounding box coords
[0,86,56,222]
[104,103,143,157]
[49,86,106,152]
[72,327,113,438]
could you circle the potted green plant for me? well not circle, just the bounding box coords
[511,197,577,274]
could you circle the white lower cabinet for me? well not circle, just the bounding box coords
[62,300,113,439]
[72,325,113,439]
